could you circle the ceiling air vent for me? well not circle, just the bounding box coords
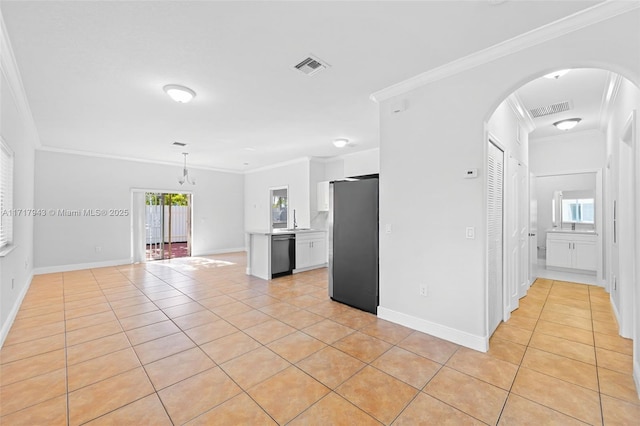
[172,141,187,147]
[294,55,328,76]
[529,101,572,118]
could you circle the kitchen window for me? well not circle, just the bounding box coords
[270,187,288,230]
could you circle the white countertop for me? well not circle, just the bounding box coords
[547,228,597,235]
[247,229,326,236]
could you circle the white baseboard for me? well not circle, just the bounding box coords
[635,358,640,400]
[33,248,247,275]
[33,258,131,275]
[377,306,488,352]
[0,271,34,348]
[293,263,328,274]
[191,247,246,256]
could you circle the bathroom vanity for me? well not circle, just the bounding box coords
[546,229,597,272]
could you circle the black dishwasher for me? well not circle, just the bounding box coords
[271,233,295,278]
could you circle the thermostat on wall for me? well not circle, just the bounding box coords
[464,168,478,179]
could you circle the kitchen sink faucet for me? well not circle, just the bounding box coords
[293,209,297,229]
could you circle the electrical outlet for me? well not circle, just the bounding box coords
[95,246,102,253]
[419,284,428,297]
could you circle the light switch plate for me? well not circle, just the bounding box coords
[466,227,475,239]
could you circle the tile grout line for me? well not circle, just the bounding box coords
[493,279,551,425]
[70,268,170,425]
[589,284,606,426]
[6,263,636,424]
[62,273,71,426]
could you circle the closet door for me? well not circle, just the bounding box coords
[487,141,504,335]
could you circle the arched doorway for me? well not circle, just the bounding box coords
[486,67,639,343]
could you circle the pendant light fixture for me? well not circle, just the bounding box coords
[163,84,196,103]
[178,152,195,185]
[553,118,582,131]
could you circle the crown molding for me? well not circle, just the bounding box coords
[506,93,536,133]
[599,71,623,131]
[243,156,311,174]
[37,146,244,174]
[370,1,640,103]
[0,10,41,148]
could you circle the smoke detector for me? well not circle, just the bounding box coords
[294,55,329,76]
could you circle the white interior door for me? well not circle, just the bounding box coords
[487,141,504,334]
[507,155,520,314]
[529,172,538,283]
[518,162,529,297]
[618,122,635,338]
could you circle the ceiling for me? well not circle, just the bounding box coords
[516,68,610,140]
[2,1,601,171]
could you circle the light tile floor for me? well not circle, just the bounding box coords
[1,253,638,425]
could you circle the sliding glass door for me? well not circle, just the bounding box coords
[145,192,192,261]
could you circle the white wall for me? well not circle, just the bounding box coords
[377,9,639,351]
[604,77,640,357]
[325,158,345,181]
[535,173,597,249]
[530,129,606,249]
[530,129,606,175]
[1,39,38,344]
[488,100,529,164]
[244,158,311,232]
[343,148,380,178]
[244,149,381,234]
[34,150,245,270]
[309,159,328,231]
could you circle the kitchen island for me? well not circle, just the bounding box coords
[246,229,327,280]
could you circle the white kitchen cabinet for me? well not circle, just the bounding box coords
[317,181,330,212]
[546,232,597,272]
[295,232,327,270]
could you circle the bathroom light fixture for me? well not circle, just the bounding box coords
[544,69,570,80]
[333,138,349,148]
[553,118,582,131]
[163,84,196,103]
[178,152,195,185]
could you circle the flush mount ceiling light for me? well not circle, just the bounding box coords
[163,84,196,103]
[553,118,582,131]
[178,152,196,185]
[333,138,349,148]
[544,69,570,80]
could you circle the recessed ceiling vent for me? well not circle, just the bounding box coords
[294,55,328,76]
[172,141,187,147]
[529,101,572,118]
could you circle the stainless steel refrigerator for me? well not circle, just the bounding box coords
[328,178,379,314]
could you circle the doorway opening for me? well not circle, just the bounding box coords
[145,192,192,261]
[486,66,639,343]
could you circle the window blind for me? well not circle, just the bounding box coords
[0,139,14,248]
